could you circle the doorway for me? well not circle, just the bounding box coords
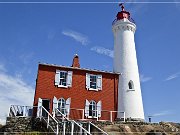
[42,99,50,117]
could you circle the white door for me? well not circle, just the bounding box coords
[37,98,42,117]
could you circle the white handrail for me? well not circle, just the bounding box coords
[89,122,108,135]
[55,108,91,135]
[41,106,59,135]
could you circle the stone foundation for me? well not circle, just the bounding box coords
[2,117,47,134]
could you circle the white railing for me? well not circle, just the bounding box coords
[9,105,59,135]
[55,108,91,135]
[9,105,37,117]
[67,108,126,122]
[41,106,59,135]
[89,121,108,135]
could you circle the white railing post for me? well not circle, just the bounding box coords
[82,109,84,120]
[63,121,66,135]
[96,110,99,121]
[71,121,74,135]
[124,112,126,122]
[67,109,69,120]
[88,122,91,133]
[110,111,113,122]
[23,106,26,117]
[53,111,55,117]
[56,123,59,135]
[47,114,49,128]
[40,106,42,120]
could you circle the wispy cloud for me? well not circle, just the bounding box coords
[149,110,173,117]
[62,30,89,46]
[0,65,34,124]
[140,74,152,82]
[91,46,114,58]
[165,72,180,81]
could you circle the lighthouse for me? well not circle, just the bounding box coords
[112,5,144,121]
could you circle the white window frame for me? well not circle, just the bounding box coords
[89,74,98,90]
[86,73,102,91]
[58,98,66,115]
[55,70,72,88]
[56,97,71,116]
[88,100,97,118]
[59,71,68,87]
[85,99,102,119]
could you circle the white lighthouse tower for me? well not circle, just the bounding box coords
[112,5,144,121]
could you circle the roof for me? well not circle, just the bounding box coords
[39,63,120,75]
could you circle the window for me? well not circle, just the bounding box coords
[128,80,134,89]
[86,73,102,90]
[85,100,102,118]
[90,75,97,89]
[55,70,72,88]
[53,96,71,116]
[89,101,97,117]
[58,98,66,114]
[59,71,67,86]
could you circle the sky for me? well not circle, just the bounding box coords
[0,0,180,124]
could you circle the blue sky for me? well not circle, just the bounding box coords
[0,0,180,124]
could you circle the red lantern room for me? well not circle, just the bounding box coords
[116,4,130,20]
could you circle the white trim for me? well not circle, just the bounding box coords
[57,85,68,88]
[88,88,99,91]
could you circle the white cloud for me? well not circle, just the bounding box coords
[0,69,34,125]
[91,46,114,58]
[140,74,152,83]
[165,72,180,81]
[62,30,89,46]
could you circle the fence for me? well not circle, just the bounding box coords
[9,105,125,122]
[9,105,37,117]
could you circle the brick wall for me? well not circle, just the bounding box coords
[33,64,119,121]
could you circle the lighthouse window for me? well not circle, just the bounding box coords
[128,80,134,89]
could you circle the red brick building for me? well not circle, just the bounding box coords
[33,55,120,121]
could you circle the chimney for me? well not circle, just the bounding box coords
[72,54,80,68]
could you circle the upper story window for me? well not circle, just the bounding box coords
[86,73,102,91]
[128,80,134,90]
[90,75,97,89]
[60,72,67,86]
[55,70,72,88]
